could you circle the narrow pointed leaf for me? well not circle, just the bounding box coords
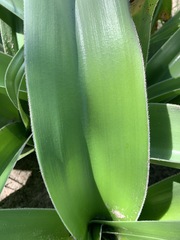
[0,209,71,239]
[24,1,109,239]
[147,28,180,85]
[149,103,180,169]
[149,10,180,58]
[148,77,180,102]
[0,0,23,20]
[76,0,149,221]
[140,174,180,220]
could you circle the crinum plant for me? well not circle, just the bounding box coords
[0,0,180,239]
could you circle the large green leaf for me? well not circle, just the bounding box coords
[148,77,180,102]
[98,220,180,240]
[147,28,180,85]
[0,0,23,20]
[76,0,149,222]
[149,103,180,168]
[0,209,71,240]
[130,0,159,63]
[140,174,180,220]
[0,122,29,192]
[24,1,110,239]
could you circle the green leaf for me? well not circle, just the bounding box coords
[149,10,180,58]
[149,103,180,169]
[130,0,159,63]
[0,209,71,240]
[169,53,180,78]
[0,0,23,20]
[76,0,149,222]
[5,46,29,128]
[148,77,180,103]
[147,28,180,86]
[0,92,20,128]
[0,122,29,193]
[0,51,11,87]
[24,1,110,239]
[140,174,180,220]
[99,220,180,240]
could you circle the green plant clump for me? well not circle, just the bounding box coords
[0,0,180,239]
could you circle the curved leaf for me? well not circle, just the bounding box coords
[5,46,29,128]
[24,1,110,239]
[140,174,180,220]
[148,77,180,102]
[147,28,180,85]
[149,10,180,58]
[76,0,149,221]
[0,209,71,240]
[149,103,180,169]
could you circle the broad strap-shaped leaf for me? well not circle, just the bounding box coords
[24,1,110,239]
[140,174,180,220]
[76,0,149,221]
[98,220,180,240]
[130,0,158,63]
[147,28,180,86]
[0,209,72,239]
[0,0,23,20]
[148,77,180,103]
[0,122,30,193]
[149,103,180,169]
